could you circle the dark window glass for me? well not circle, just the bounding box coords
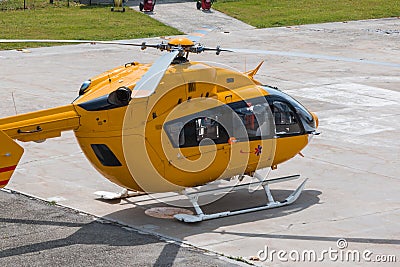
[262,86,315,133]
[164,97,275,148]
[230,100,273,140]
[91,144,122,166]
[271,101,301,135]
[181,117,229,148]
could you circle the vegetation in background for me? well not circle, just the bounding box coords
[1,0,399,50]
[213,0,400,28]
[0,1,181,50]
[0,0,69,10]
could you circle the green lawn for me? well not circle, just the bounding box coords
[213,0,400,28]
[0,2,181,50]
[1,0,399,50]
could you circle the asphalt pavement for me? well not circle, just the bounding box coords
[0,189,243,266]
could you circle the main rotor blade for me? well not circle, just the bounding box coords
[223,48,400,68]
[132,50,180,98]
[0,39,146,47]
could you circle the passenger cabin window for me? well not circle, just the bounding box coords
[196,117,219,141]
[272,101,301,136]
[178,117,228,148]
[164,97,275,148]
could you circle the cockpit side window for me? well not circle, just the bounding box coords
[262,85,316,134]
[232,102,273,140]
[271,100,301,135]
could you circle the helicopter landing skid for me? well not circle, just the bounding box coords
[174,175,307,223]
[94,188,146,200]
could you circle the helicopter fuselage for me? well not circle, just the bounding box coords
[73,60,317,192]
[0,60,317,193]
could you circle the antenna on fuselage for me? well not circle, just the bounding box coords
[11,92,18,115]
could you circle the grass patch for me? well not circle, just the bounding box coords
[2,0,399,50]
[0,2,181,50]
[213,0,400,28]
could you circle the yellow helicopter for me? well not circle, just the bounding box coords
[0,32,319,222]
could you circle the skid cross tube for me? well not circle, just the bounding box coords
[184,174,300,197]
[174,175,307,223]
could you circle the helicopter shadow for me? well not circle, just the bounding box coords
[104,187,400,246]
[0,192,191,266]
[102,186,322,240]
[0,218,184,266]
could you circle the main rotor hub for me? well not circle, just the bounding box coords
[168,37,194,47]
[165,37,205,59]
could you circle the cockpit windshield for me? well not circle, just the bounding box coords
[262,86,316,133]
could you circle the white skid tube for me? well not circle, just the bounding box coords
[174,175,308,223]
[94,188,146,200]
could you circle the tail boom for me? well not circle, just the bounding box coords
[0,104,80,188]
[0,105,80,142]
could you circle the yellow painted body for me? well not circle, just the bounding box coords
[0,60,313,192]
[0,131,24,186]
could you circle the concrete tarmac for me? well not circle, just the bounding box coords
[0,5,399,267]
